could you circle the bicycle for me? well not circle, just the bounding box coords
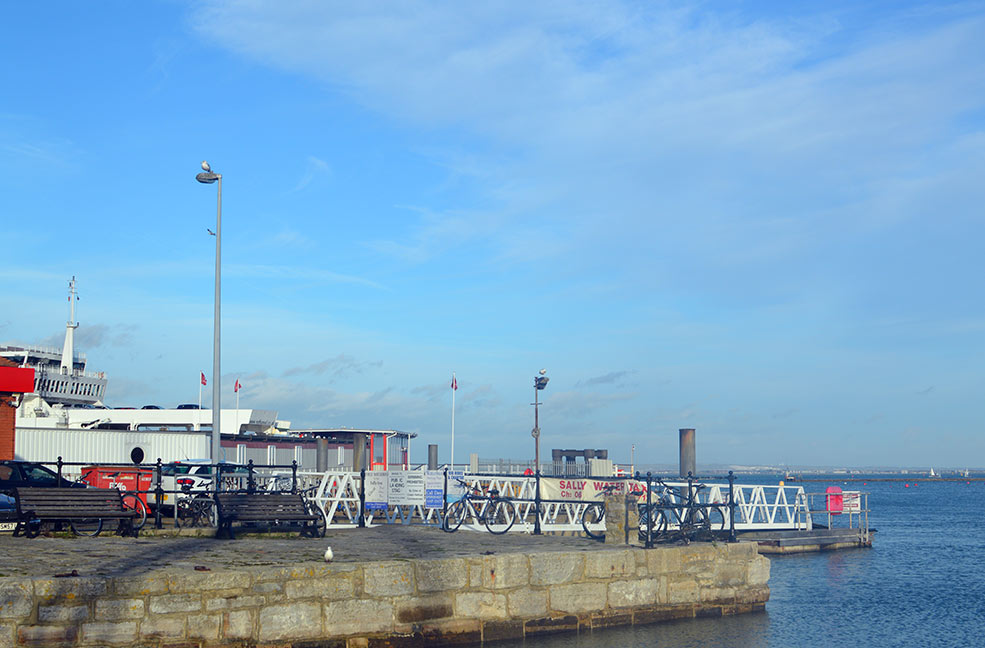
[639,477,726,544]
[442,478,517,535]
[581,483,621,541]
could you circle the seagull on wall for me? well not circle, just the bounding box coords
[324,546,334,562]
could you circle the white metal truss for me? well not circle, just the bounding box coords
[270,471,813,533]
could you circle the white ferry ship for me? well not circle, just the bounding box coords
[2,279,413,470]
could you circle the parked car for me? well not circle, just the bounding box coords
[176,404,200,410]
[149,460,251,507]
[141,405,162,410]
[0,461,87,532]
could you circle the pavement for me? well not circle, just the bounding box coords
[0,525,606,579]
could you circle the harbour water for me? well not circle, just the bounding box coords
[497,477,985,647]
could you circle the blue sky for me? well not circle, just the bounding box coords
[1,1,983,469]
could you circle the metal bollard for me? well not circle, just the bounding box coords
[358,468,366,528]
[56,456,63,481]
[534,471,542,535]
[645,471,652,549]
[728,470,737,542]
[291,460,298,494]
[247,460,256,494]
[154,458,164,529]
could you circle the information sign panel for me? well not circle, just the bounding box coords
[425,471,445,509]
[389,471,426,506]
[364,472,389,511]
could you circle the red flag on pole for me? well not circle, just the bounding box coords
[201,372,207,386]
[451,374,457,390]
[234,379,241,393]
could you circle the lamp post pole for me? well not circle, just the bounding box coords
[196,162,222,495]
[531,370,549,536]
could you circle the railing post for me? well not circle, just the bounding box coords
[247,460,256,494]
[154,458,163,529]
[56,456,63,481]
[728,470,737,542]
[645,471,652,549]
[291,460,298,494]
[358,468,366,528]
[533,470,542,535]
[442,468,448,524]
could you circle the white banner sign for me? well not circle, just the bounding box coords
[389,471,426,506]
[539,478,646,502]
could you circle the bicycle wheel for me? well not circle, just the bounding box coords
[581,503,605,540]
[120,493,148,530]
[70,518,103,537]
[442,500,468,532]
[704,504,727,532]
[639,507,668,542]
[484,500,516,535]
[306,501,327,538]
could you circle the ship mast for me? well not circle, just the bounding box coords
[60,276,79,375]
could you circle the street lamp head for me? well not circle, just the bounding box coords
[535,376,550,390]
[201,160,211,172]
[196,172,219,184]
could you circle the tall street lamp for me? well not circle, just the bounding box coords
[531,369,549,472]
[196,161,222,494]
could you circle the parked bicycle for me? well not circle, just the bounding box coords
[580,483,621,540]
[442,478,517,534]
[640,477,726,544]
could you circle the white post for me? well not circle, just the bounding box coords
[451,372,456,471]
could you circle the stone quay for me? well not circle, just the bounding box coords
[0,526,770,647]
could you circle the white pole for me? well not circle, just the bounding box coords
[451,372,456,471]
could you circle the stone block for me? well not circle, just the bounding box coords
[363,562,414,597]
[524,614,579,635]
[608,578,661,608]
[455,592,508,620]
[590,610,633,628]
[697,604,724,617]
[700,586,736,604]
[584,550,635,579]
[17,624,78,647]
[223,609,254,639]
[747,556,771,586]
[481,554,529,590]
[95,597,145,620]
[38,604,89,623]
[34,577,107,601]
[252,581,283,595]
[324,599,394,636]
[633,604,695,625]
[549,582,607,614]
[712,562,748,587]
[529,553,583,585]
[0,622,13,648]
[412,617,481,645]
[0,580,34,620]
[139,614,185,639]
[258,601,322,641]
[395,594,454,623]
[149,593,202,614]
[415,558,467,592]
[735,585,770,605]
[168,570,252,594]
[112,575,168,596]
[467,560,483,588]
[206,593,265,611]
[507,588,548,618]
[667,578,699,604]
[187,613,221,640]
[482,619,524,642]
[646,546,682,575]
[285,574,355,600]
[80,621,137,645]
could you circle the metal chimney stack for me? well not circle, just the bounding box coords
[679,428,696,477]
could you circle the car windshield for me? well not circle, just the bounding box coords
[22,464,59,484]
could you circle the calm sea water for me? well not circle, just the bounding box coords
[496,477,985,648]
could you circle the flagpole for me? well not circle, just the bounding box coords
[451,372,456,471]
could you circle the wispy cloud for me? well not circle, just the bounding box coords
[578,370,637,388]
[291,155,332,192]
[282,354,382,379]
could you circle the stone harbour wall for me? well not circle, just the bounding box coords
[0,542,770,647]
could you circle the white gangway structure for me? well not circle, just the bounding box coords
[268,471,813,533]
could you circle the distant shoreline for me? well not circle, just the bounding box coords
[786,477,984,482]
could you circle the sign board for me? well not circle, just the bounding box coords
[540,478,646,502]
[425,471,445,509]
[843,491,861,514]
[389,471,426,506]
[446,470,466,503]
[364,472,389,511]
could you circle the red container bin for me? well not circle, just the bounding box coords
[825,486,843,515]
[80,466,153,507]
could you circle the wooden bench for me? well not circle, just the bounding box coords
[14,487,138,538]
[214,492,326,539]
